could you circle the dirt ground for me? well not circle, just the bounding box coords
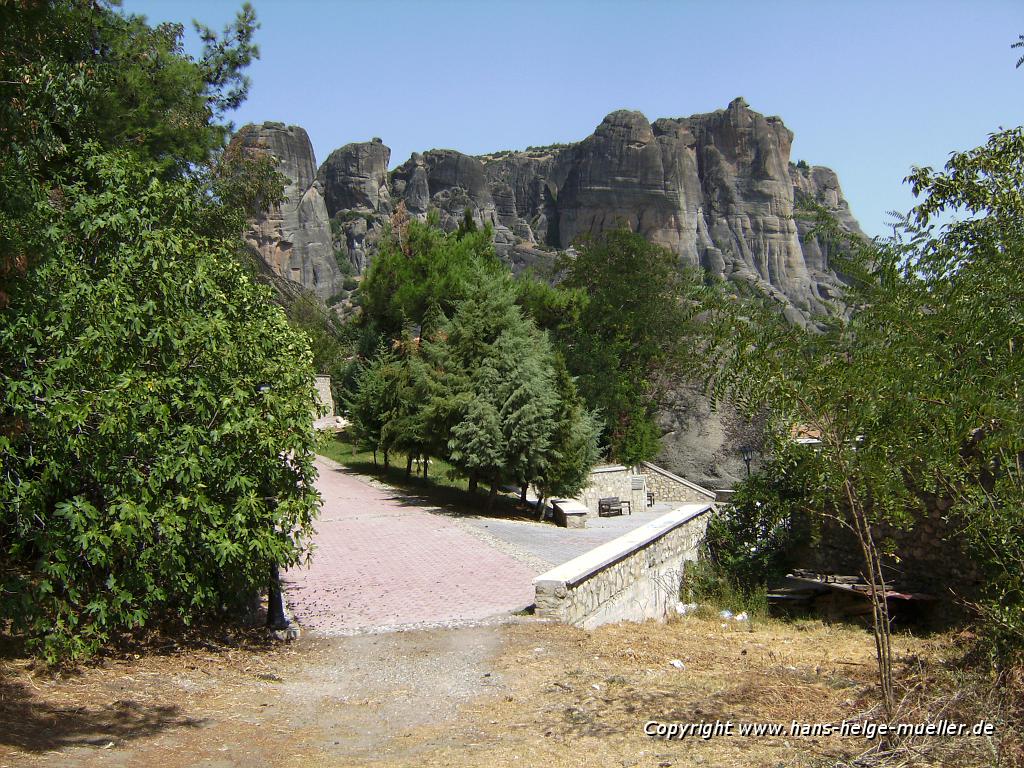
[0,615,997,768]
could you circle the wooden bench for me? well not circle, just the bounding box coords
[598,496,631,516]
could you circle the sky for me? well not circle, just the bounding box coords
[123,0,1024,238]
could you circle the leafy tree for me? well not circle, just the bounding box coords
[380,334,435,478]
[283,292,358,405]
[702,124,1024,712]
[533,358,602,515]
[559,228,702,464]
[0,2,319,660]
[420,270,599,506]
[702,447,814,590]
[0,150,321,661]
[346,344,400,468]
[360,217,502,337]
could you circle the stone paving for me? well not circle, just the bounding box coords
[456,504,678,568]
[281,457,538,635]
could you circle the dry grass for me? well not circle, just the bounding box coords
[0,615,1016,768]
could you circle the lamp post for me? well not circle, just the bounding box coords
[740,445,756,479]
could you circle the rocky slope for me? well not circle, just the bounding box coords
[234,100,862,487]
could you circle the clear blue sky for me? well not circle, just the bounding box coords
[124,0,1023,237]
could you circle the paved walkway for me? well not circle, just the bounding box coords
[282,457,538,635]
[456,504,677,567]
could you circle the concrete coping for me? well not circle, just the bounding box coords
[590,464,629,474]
[533,503,715,589]
[552,499,588,516]
[640,461,717,500]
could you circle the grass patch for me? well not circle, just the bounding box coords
[681,558,770,622]
[318,433,535,520]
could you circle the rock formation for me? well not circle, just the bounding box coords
[229,122,343,300]
[237,102,863,487]
[311,99,860,328]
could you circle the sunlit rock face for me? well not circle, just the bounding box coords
[230,122,342,300]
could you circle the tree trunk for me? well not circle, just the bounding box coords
[468,473,478,494]
[373,448,378,468]
[520,483,528,504]
[406,453,413,479]
[383,451,389,470]
[266,563,287,630]
[536,495,546,522]
[832,440,896,722]
[487,481,498,511]
[422,455,428,479]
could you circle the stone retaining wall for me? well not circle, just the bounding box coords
[534,504,714,628]
[639,462,716,505]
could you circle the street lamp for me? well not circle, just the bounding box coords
[740,445,756,478]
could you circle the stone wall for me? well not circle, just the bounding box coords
[314,375,334,418]
[577,465,647,517]
[639,462,717,505]
[792,499,984,605]
[534,504,714,628]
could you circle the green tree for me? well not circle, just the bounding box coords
[346,344,400,468]
[0,151,321,661]
[0,2,319,661]
[533,358,602,515]
[559,228,701,464]
[703,125,1024,712]
[425,271,600,507]
[360,217,502,337]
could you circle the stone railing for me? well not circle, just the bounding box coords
[533,503,714,628]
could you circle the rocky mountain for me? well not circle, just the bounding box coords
[321,98,858,324]
[229,123,343,301]
[234,100,862,487]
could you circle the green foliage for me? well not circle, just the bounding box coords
[0,1,320,661]
[284,293,356,402]
[703,125,1024,664]
[360,218,502,337]
[426,273,552,491]
[703,448,814,590]
[681,559,769,621]
[348,227,600,505]
[0,151,320,661]
[559,228,702,464]
[346,344,401,460]
[534,358,602,502]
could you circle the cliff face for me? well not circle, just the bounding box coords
[239,100,860,322]
[229,123,343,300]
[313,99,859,325]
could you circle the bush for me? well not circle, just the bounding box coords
[0,152,321,661]
[702,448,814,591]
[681,559,769,621]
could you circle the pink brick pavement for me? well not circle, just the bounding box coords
[281,457,538,634]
